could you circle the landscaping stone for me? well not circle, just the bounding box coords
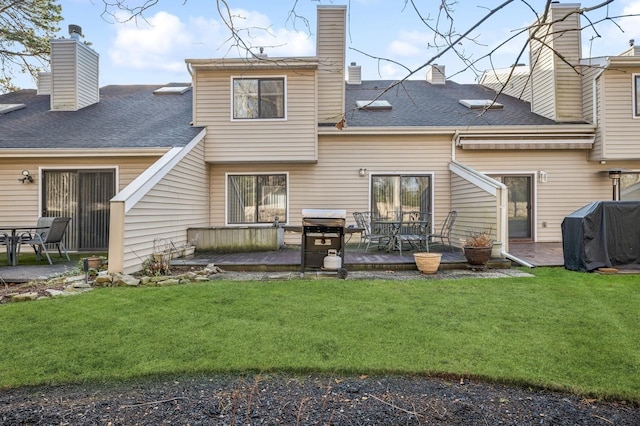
[11,292,39,302]
[112,273,140,287]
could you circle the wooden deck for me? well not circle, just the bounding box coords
[0,242,564,283]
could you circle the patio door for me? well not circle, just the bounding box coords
[42,169,116,251]
[371,174,431,220]
[491,174,533,240]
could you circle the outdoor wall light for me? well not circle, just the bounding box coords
[538,171,547,183]
[358,168,367,177]
[19,170,33,183]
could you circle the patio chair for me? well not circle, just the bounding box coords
[0,232,8,264]
[394,212,430,255]
[18,217,71,264]
[353,211,389,252]
[427,210,457,252]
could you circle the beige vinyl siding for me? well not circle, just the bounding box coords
[581,65,597,123]
[529,36,556,120]
[529,5,582,122]
[50,39,99,111]
[596,69,640,159]
[75,44,100,109]
[118,142,209,274]
[550,10,582,122]
[479,68,532,103]
[316,6,346,124]
[0,156,158,225]
[450,173,500,247]
[589,70,605,160]
[194,69,318,163]
[457,149,615,242]
[209,134,453,243]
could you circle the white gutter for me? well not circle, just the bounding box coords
[592,61,608,126]
[451,130,459,161]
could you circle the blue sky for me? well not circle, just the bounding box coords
[15,0,640,89]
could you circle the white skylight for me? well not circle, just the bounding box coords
[0,104,25,114]
[356,100,392,110]
[153,86,191,95]
[459,99,503,110]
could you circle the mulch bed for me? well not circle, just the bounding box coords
[1,374,638,425]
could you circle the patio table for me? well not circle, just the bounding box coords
[372,218,430,254]
[0,226,49,266]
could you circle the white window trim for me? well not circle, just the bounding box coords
[368,171,435,234]
[225,171,290,226]
[230,75,288,121]
[485,171,538,242]
[39,166,119,217]
[633,73,640,118]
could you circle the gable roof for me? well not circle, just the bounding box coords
[0,84,202,150]
[343,80,561,127]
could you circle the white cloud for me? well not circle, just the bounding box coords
[108,8,315,74]
[109,11,192,72]
[387,31,430,58]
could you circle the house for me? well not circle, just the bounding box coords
[1,2,638,274]
[0,28,208,273]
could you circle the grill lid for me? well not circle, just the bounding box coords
[301,209,346,219]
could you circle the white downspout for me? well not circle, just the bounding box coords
[503,250,535,268]
[451,130,459,161]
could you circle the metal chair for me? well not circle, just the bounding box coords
[0,232,8,264]
[353,211,389,252]
[395,212,430,255]
[427,210,457,252]
[18,217,71,264]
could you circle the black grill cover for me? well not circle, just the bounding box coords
[561,201,640,272]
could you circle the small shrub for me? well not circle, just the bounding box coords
[464,228,493,247]
[142,255,171,276]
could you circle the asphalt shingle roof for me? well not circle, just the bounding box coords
[0,84,202,149]
[344,80,560,127]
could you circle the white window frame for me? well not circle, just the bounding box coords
[633,73,640,118]
[225,171,289,226]
[369,172,434,225]
[230,75,287,121]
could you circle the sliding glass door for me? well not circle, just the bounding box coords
[42,169,115,251]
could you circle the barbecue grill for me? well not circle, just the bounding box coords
[300,209,348,279]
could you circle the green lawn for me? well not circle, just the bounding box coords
[1,267,638,401]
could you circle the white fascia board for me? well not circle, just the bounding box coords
[0,148,171,158]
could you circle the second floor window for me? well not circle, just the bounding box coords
[233,78,285,119]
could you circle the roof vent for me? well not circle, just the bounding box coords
[347,62,362,85]
[0,104,26,114]
[426,64,446,85]
[459,99,503,110]
[153,86,191,95]
[356,100,392,110]
[68,24,83,40]
[255,46,268,59]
